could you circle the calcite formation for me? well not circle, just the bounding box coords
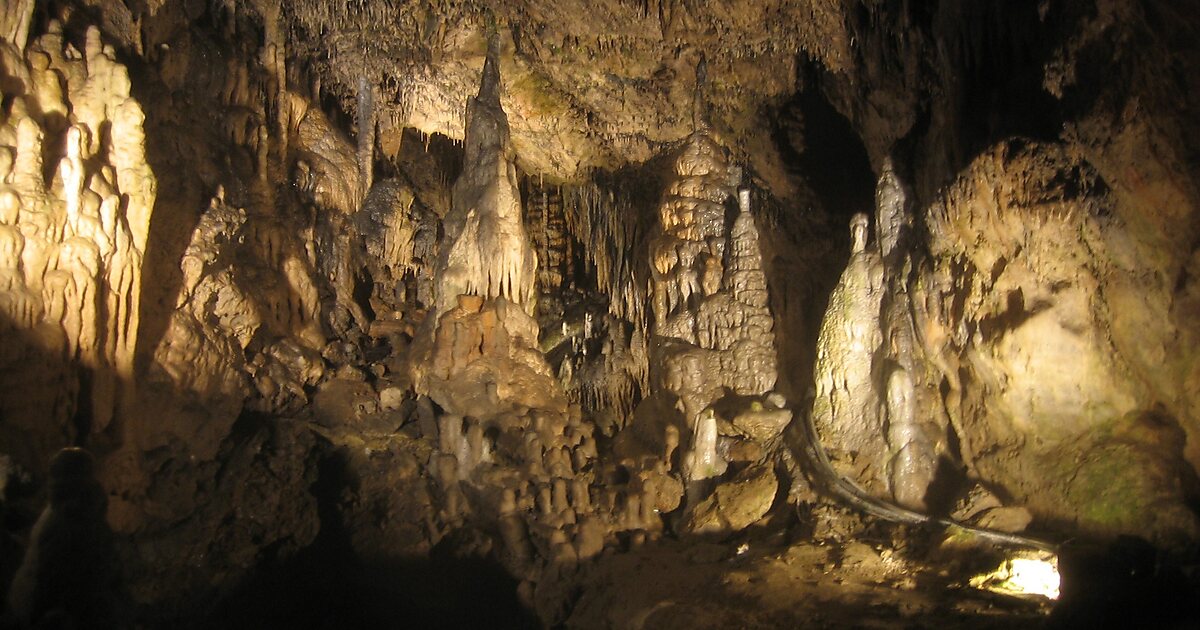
[431,37,537,321]
[2,1,1199,626]
[0,24,154,471]
[640,114,786,523]
[0,1,33,52]
[811,160,948,511]
[651,132,779,407]
[811,212,887,493]
[407,42,691,619]
[356,178,439,311]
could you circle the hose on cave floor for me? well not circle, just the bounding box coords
[792,405,1059,554]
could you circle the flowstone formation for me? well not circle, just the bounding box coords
[0,24,154,474]
[632,119,788,533]
[811,160,944,510]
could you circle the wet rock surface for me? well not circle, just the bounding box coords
[1,0,1199,628]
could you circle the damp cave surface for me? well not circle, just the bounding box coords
[1,0,1200,628]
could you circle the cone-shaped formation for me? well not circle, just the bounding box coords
[811,211,888,495]
[641,125,786,501]
[697,190,778,395]
[810,160,939,508]
[433,37,538,319]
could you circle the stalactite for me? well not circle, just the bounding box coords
[0,0,34,51]
[431,37,537,319]
[356,75,376,204]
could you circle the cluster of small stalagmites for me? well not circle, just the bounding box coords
[416,274,675,584]
[427,384,686,584]
[0,24,153,437]
[810,159,942,509]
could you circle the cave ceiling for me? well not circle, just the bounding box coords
[284,0,846,184]
[78,0,865,195]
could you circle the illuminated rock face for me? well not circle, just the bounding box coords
[811,212,887,495]
[922,141,1200,542]
[0,25,154,472]
[0,1,33,51]
[814,143,1200,540]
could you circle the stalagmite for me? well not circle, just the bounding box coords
[811,212,887,494]
[874,159,938,510]
[431,36,537,320]
[682,408,726,481]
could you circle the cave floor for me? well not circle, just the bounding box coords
[200,516,1050,630]
[565,536,1051,629]
[192,375,1052,630]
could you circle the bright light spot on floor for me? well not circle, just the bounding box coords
[969,551,1060,600]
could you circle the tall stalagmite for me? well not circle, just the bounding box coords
[432,36,538,320]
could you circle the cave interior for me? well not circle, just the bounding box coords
[1,0,1200,628]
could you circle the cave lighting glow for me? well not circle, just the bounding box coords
[969,551,1061,600]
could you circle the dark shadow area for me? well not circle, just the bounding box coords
[773,87,876,223]
[198,448,537,630]
[1049,536,1200,629]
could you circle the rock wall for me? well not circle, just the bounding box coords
[812,140,1200,543]
[924,141,1199,543]
[803,0,1200,545]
